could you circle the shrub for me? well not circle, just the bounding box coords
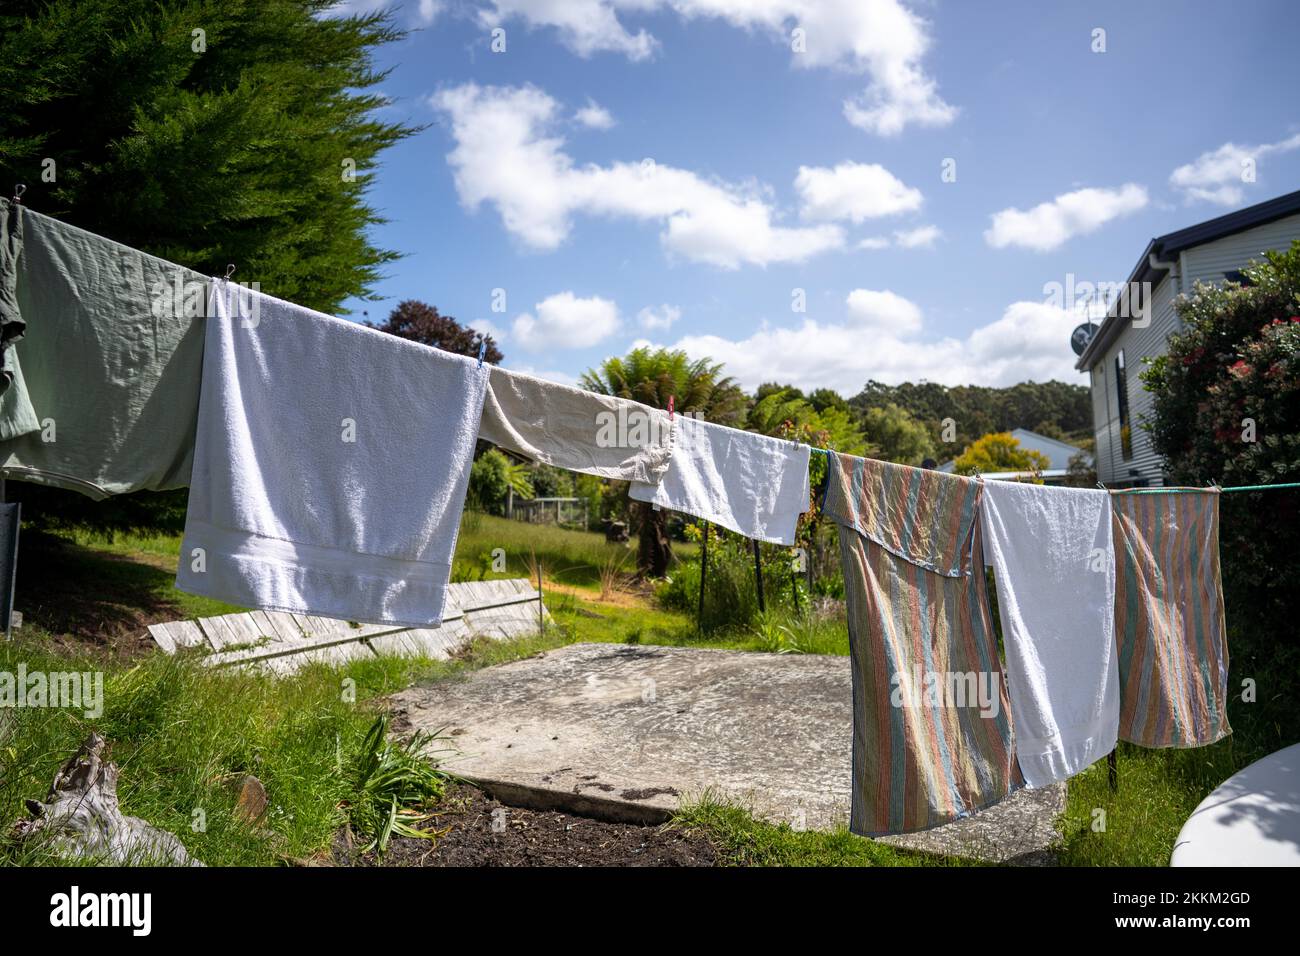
[659,525,807,633]
[1142,240,1300,746]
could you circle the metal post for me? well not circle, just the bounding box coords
[790,563,800,614]
[697,521,708,630]
[1107,748,1118,792]
[536,559,544,638]
[0,494,18,641]
[752,538,765,614]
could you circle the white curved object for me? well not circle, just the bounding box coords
[1171,742,1300,866]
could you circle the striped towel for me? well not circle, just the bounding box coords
[1111,489,1231,748]
[824,452,1020,836]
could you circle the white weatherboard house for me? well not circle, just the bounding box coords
[1077,189,1300,487]
[938,427,1087,484]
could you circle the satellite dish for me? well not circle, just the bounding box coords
[1070,322,1098,357]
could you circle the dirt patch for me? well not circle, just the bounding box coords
[332,782,717,867]
[542,577,652,610]
[14,530,179,661]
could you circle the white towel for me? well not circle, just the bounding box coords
[176,282,488,626]
[979,480,1119,788]
[629,415,811,545]
[479,364,674,483]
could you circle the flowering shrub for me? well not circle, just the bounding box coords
[1142,241,1300,737]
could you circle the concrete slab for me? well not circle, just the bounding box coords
[391,642,1066,864]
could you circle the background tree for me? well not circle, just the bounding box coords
[746,387,868,456]
[859,403,936,465]
[1143,243,1300,746]
[0,0,414,313]
[368,299,503,363]
[851,379,1092,452]
[467,448,533,515]
[952,432,1051,476]
[582,347,746,576]
[1064,440,1098,487]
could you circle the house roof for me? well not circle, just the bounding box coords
[1075,188,1300,371]
[937,427,1085,473]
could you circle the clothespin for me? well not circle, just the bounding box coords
[11,184,25,205]
[477,339,486,368]
[223,263,236,282]
[668,395,674,420]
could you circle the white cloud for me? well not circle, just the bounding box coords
[476,1,955,136]
[469,318,507,342]
[512,292,621,351]
[845,288,922,333]
[858,224,942,250]
[637,303,682,331]
[575,99,616,129]
[478,0,658,60]
[432,82,845,268]
[795,161,923,223]
[648,299,1083,394]
[1169,133,1300,206]
[984,184,1149,252]
[893,224,941,248]
[325,0,442,24]
[505,365,580,387]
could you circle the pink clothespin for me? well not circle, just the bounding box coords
[668,395,674,420]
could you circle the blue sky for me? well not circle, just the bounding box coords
[335,0,1300,395]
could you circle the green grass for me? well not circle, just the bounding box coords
[21,512,1281,868]
[673,794,980,867]
[452,511,696,588]
[0,623,583,866]
[1056,733,1268,866]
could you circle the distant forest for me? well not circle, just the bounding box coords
[850,379,1092,452]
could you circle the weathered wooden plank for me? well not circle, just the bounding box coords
[157,619,207,650]
[150,579,546,673]
[259,611,305,643]
[146,623,177,654]
[366,623,466,661]
[196,615,241,651]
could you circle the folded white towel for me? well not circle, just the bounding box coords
[176,282,488,626]
[980,480,1119,787]
[629,415,811,545]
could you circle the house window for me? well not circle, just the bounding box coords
[1115,349,1133,460]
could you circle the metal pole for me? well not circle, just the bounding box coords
[697,521,708,630]
[536,558,544,638]
[752,538,765,614]
[1107,748,1118,792]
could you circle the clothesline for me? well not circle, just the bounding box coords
[1112,482,1300,494]
[0,197,1253,841]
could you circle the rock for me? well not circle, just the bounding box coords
[12,733,204,866]
[221,773,268,824]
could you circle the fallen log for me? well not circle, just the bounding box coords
[12,732,204,866]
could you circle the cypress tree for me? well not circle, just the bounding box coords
[0,0,416,313]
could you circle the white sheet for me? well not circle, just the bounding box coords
[629,415,810,544]
[980,480,1119,787]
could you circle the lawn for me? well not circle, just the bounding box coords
[3,510,1276,867]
